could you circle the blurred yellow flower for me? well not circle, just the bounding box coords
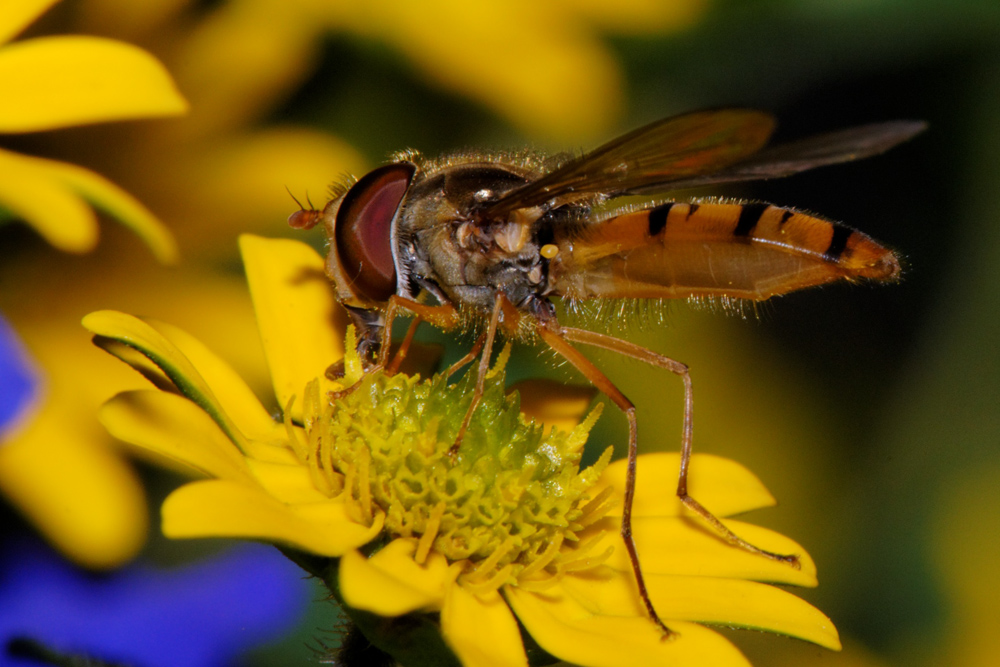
[324,0,710,142]
[0,245,268,569]
[0,0,190,569]
[88,236,839,666]
[0,0,185,256]
[73,0,367,251]
[930,464,1000,667]
[0,0,356,569]
[79,0,709,153]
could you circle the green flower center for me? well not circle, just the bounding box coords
[295,334,614,590]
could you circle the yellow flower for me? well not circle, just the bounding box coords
[321,0,709,142]
[87,236,839,666]
[0,0,186,257]
[929,463,1000,667]
[0,247,267,568]
[0,0,190,568]
[81,0,708,146]
[69,0,367,251]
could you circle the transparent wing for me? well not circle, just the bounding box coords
[631,120,928,193]
[483,109,776,217]
[486,115,926,216]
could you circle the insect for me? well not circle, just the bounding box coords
[289,109,925,636]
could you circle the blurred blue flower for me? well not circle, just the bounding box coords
[0,314,41,442]
[0,540,310,667]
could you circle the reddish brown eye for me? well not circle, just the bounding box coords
[334,162,415,302]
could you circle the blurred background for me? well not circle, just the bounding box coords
[2,0,999,665]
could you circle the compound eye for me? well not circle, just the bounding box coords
[334,162,415,303]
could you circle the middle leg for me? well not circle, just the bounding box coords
[447,294,504,458]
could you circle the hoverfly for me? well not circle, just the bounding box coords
[289,109,924,635]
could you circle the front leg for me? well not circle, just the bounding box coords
[327,298,460,400]
[325,305,386,381]
[377,296,460,367]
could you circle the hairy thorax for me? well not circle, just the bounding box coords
[395,162,553,313]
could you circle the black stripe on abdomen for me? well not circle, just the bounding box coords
[647,202,674,236]
[824,224,853,262]
[734,202,769,238]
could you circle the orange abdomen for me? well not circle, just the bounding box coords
[548,201,901,301]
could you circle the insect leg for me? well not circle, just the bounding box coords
[560,326,800,568]
[379,296,461,368]
[447,295,504,458]
[535,323,671,637]
[385,316,423,375]
[444,332,487,379]
[330,299,458,402]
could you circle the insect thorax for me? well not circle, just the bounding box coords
[395,162,558,316]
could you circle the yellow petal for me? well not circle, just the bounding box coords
[100,390,251,481]
[559,568,841,650]
[169,128,365,244]
[511,379,596,434]
[595,453,776,518]
[144,318,284,441]
[83,310,278,449]
[163,479,383,555]
[246,459,332,504]
[1,149,176,261]
[552,0,708,34]
[340,539,453,616]
[0,312,157,568]
[585,516,817,586]
[24,155,177,263]
[75,0,188,41]
[0,148,98,253]
[241,437,300,465]
[240,235,346,421]
[0,395,147,569]
[506,585,750,667]
[441,585,528,667]
[163,3,317,140]
[0,0,58,45]
[651,575,840,649]
[91,338,175,392]
[341,0,621,140]
[0,35,187,132]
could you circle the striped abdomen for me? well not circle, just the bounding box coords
[547,201,900,301]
